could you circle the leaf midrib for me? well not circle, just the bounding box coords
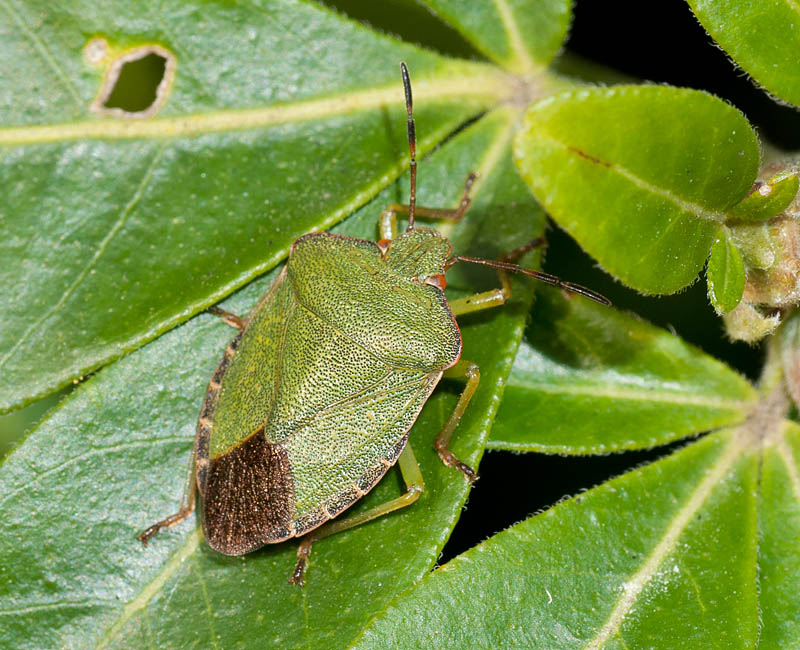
[493,0,537,74]
[775,427,800,504]
[533,131,728,224]
[0,69,512,144]
[508,379,754,411]
[95,529,203,650]
[583,429,744,649]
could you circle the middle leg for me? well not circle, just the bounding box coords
[446,238,547,316]
[435,359,482,482]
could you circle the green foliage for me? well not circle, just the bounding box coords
[0,0,503,413]
[707,227,746,314]
[513,85,760,295]
[353,428,772,648]
[489,287,755,453]
[416,0,572,70]
[0,105,543,648]
[728,173,800,223]
[688,0,800,107]
[2,1,800,649]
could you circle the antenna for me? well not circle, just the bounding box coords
[400,62,417,230]
[446,255,612,305]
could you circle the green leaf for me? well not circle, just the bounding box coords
[489,286,755,454]
[707,226,746,315]
[0,390,65,460]
[513,85,760,295]
[0,108,543,649]
[758,423,800,648]
[688,0,800,107]
[354,428,766,649]
[0,0,513,413]
[417,0,572,72]
[728,173,799,222]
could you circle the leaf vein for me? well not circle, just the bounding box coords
[193,555,219,650]
[514,381,752,410]
[493,0,537,74]
[776,426,800,504]
[437,105,520,242]
[0,598,108,617]
[582,433,742,649]
[0,436,187,510]
[0,144,167,375]
[95,529,203,649]
[539,134,726,223]
[0,73,511,144]
[0,0,83,109]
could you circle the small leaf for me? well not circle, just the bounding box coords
[0,108,543,649]
[489,286,755,454]
[353,429,763,649]
[0,0,511,413]
[728,173,799,222]
[513,85,760,295]
[707,226,746,315]
[688,0,800,107]
[417,0,572,72]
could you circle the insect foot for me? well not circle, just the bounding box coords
[434,441,478,483]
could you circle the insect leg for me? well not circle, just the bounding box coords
[447,236,609,307]
[434,360,480,482]
[378,208,399,241]
[381,172,478,235]
[137,434,198,544]
[289,444,425,586]
[207,305,245,329]
[447,238,548,316]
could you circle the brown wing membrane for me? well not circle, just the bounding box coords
[203,429,295,555]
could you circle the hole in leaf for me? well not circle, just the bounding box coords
[92,45,175,118]
[103,52,166,112]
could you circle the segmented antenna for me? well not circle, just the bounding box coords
[400,62,417,230]
[447,256,612,306]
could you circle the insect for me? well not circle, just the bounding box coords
[138,63,609,585]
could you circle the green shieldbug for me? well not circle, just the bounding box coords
[139,63,608,585]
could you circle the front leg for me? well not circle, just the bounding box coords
[378,172,478,242]
[207,305,245,329]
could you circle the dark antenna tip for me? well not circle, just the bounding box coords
[400,61,417,230]
[400,62,412,114]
